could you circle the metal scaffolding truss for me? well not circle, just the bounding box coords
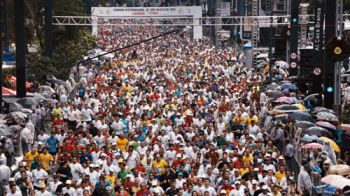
[53,15,301,26]
[52,14,350,27]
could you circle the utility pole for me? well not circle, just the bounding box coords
[289,0,300,76]
[324,0,337,109]
[15,0,26,98]
[1,0,8,52]
[85,0,92,32]
[44,0,53,58]
[0,0,3,113]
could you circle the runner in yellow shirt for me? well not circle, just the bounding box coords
[116,134,129,152]
[38,148,54,171]
[152,154,168,174]
[23,147,39,169]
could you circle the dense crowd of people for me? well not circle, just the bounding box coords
[0,23,349,196]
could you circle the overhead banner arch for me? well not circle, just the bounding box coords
[91,6,203,39]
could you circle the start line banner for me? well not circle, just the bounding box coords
[92,7,202,17]
[91,6,203,39]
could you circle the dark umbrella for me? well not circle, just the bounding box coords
[270,104,302,115]
[0,124,16,136]
[293,121,315,129]
[302,127,333,138]
[300,134,321,143]
[274,105,301,111]
[304,93,320,103]
[281,82,298,91]
[266,90,285,99]
[289,111,315,122]
[32,93,47,102]
[316,112,339,123]
[311,107,335,115]
[273,114,289,122]
[4,111,27,124]
[8,102,24,112]
[316,121,337,131]
[265,85,281,91]
[16,97,38,109]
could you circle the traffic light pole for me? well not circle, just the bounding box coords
[333,0,343,118]
[334,61,341,118]
[324,0,336,109]
[289,0,300,76]
[15,0,26,98]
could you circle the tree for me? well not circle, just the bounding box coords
[7,0,96,82]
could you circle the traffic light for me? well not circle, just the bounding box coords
[324,73,334,94]
[326,36,350,62]
[291,8,299,24]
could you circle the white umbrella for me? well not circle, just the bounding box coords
[321,175,350,189]
[275,61,290,69]
[328,165,350,176]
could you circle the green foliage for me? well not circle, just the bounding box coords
[51,29,96,80]
[26,54,56,82]
[17,0,97,82]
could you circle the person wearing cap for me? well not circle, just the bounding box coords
[32,163,48,190]
[248,179,260,195]
[150,180,165,195]
[227,181,241,196]
[258,185,271,196]
[62,180,77,196]
[34,182,50,196]
[106,185,116,196]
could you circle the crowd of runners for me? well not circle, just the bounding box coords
[0,23,350,196]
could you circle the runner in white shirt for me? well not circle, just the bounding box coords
[48,175,62,194]
[199,179,216,196]
[124,146,140,169]
[70,157,83,180]
[6,184,22,196]
[32,164,48,189]
[62,180,77,196]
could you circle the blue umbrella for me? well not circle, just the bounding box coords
[281,83,298,91]
[289,111,315,122]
